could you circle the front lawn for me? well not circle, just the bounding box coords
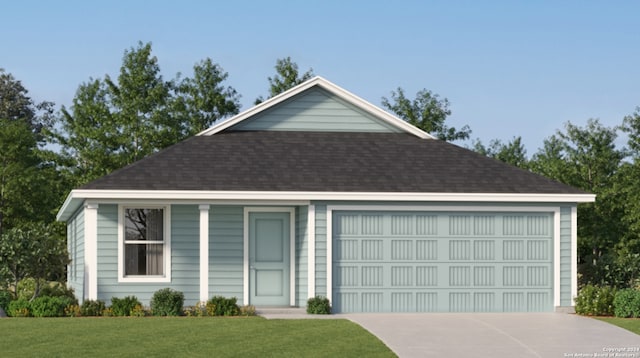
[595,317,640,335]
[0,317,396,357]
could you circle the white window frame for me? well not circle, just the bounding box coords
[118,205,171,283]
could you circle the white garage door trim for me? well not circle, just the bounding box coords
[326,205,563,310]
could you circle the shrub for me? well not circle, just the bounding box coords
[0,289,12,311]
[307,296,331,314]
[30,296,75,317]
[130,304,148,317]
[81,300,106,316]
[7,298,31,317]
[184,302,207,317]
[110,296,141,316]
[40,282,77,304]
[65,304,81,317]
[206,296,239,316]
[239,305,256,316]
[150,288,184,316]
[575,285,616,316]
[613,289,640,318]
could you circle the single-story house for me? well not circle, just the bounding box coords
[57,77,595,313]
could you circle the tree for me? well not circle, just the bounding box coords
[381,87,471,141]
[255,57,314,104]
[0,69,54,138]
[530,119,626,286]
[172,58,241,134]
[56,42,240,185]
[0,119,39,235]
[473,136,528,168]
[0,70,69,235]
[0,223,69,299]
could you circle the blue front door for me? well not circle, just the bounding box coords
[249,212,290,306]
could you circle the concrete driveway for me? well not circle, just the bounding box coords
[343,313,640,357]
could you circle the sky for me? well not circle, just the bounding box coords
[2,0,639,153]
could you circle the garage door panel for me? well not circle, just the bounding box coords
[333,211,554,313]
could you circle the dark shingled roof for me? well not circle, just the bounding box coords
[81,131,586,194]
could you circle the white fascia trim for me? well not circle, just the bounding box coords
[58,190,596,221]
[197,76,434,140]
[307,204,316,299]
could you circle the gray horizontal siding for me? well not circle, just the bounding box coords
[67,208,85,301]
[232,88,403,133]
[209,206,244,304]
[96,205,200,306]
[560,206,572,306]
[170,205,199,305]
[315,205,327,297]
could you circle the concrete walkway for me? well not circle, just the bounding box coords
[345,313,640,358]
[258,310,640,357]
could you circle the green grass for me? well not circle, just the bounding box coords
[595,317,640,335]
[0,317,396,357]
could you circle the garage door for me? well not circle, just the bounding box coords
[332,211,553,313]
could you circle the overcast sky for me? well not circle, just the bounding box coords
[2,0,639,152]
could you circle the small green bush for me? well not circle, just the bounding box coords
[40,282,77,304]
[307,296,331,314]
[150,288,184,316]
[110,296,141,316]
[81,299,106,316]
[184,301,207,317]
[613,289,640,318]
[7,298,31,317]
[130,304,148,317]
[206,296,239,316]
[0,289,12,311]
[239,305,256,316]
[65,304,81,317]
[30,296,75,317]
[575,285,616,316]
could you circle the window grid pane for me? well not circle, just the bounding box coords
[123,208,165,277]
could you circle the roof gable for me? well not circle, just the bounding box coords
[230,87,404,133]
[198,76,434,139]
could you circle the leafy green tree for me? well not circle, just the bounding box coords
[0,222,69,299]
[530,119,626,286]
[0,119,40,235]
[0,70,69,235]
[615,108,640,286]
[381,87,471,141]
[56,42,240,185]
[473,136,528,168]
[0,69,54,136]
[255,57,314,104]
[172,58,241,134]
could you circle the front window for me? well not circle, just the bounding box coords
[124,208,165,277]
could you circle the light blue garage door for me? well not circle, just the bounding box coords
[332,211,554,313]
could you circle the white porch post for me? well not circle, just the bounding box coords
[307,205,316,298]
[199,205,210,303]
[84,202,98,301]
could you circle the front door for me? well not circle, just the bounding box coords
[249,212,291,306]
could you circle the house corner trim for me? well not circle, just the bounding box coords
[199,204,210,303]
